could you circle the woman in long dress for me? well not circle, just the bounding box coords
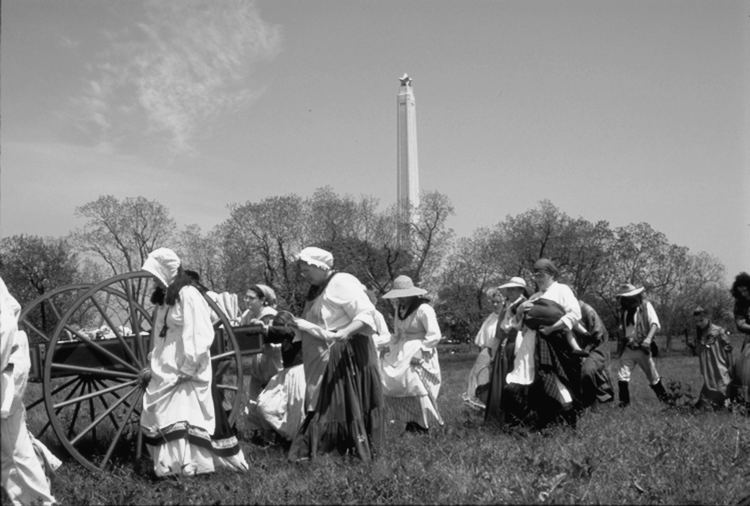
[287,246,384,462]
[140,248,248,477]
[239,284,284,442]
[380,275,444,432]
[256,310,306,442]
[462,287,504,410]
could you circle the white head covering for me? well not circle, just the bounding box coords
[296,247,334,270]
[253,284,277,306]
[141,248,181,286]
[498,277,528,290]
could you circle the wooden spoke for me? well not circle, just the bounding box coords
[53,379,138,410]
[99,391,140,470]
[26,376,79,410]
[87,297,141,367]
[66,379,89,440]
[69,384,139,446]
[50,362,138,380]
[62,325,140,374]
[211,350,235,362]
[21,320,50,343]
[92,378,136,412]
[215,384,238,392]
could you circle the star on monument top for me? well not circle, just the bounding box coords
[399,74,412,86]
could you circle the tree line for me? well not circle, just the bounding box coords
[0,190,732,343]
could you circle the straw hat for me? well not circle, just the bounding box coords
[498,277,528,290]
[382,275,427,299]
[616,283,645,298]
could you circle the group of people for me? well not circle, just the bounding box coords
[135,245,447,478]
[465,262,750,429]
[2,245,749,503]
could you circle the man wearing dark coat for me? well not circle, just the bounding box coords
[574,300,614,408]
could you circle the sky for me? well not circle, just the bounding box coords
[1,0,748,281]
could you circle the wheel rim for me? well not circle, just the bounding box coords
[19,284,92,441]
[43,272,155,473]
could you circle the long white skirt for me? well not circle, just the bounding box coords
[257,364,306,441]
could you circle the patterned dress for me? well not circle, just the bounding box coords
[695,323,732,408]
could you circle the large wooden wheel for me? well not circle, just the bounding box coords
[41,271,244,473]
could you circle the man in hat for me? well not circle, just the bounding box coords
[615,283,670,406]
[692,306,733,410]
[506,259,582,428]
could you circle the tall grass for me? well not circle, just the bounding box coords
[21,336,750,505]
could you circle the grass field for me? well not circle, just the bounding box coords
[17,335,750,505]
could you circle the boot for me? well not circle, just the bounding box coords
[560,407,577,429]
[651,379,671,404]
[618,381,630,407]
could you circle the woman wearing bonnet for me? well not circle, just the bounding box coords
[287,246,384,462]
[140,248,248,477]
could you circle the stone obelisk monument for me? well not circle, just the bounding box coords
[397,73,419,249]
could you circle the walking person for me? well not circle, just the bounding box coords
[1,277,58,506]
[512,259,582,428]
[484,276,529,425]
[692,306,733,410]
[462,286,504,410]
[380,275,444,433]
[288,247,384,462]
[615,283,670,407]
[140,248,248,477]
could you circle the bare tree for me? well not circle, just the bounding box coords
[71,195,176,275]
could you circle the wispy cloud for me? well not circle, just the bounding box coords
[71,0,282,158]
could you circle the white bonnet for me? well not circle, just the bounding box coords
[296,247,333,270]
[142,248,181,286]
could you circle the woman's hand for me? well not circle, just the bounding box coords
[516,300,534,315]
[176,373,192,384]
[326,329,347,342]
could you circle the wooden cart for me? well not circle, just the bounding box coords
[18,271,265,473]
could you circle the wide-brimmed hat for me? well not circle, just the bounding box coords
[616,283,645,298]
[295,246,333,270]
[142,248,181,286]
[498,277,528,290]
[382,275,427,299]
